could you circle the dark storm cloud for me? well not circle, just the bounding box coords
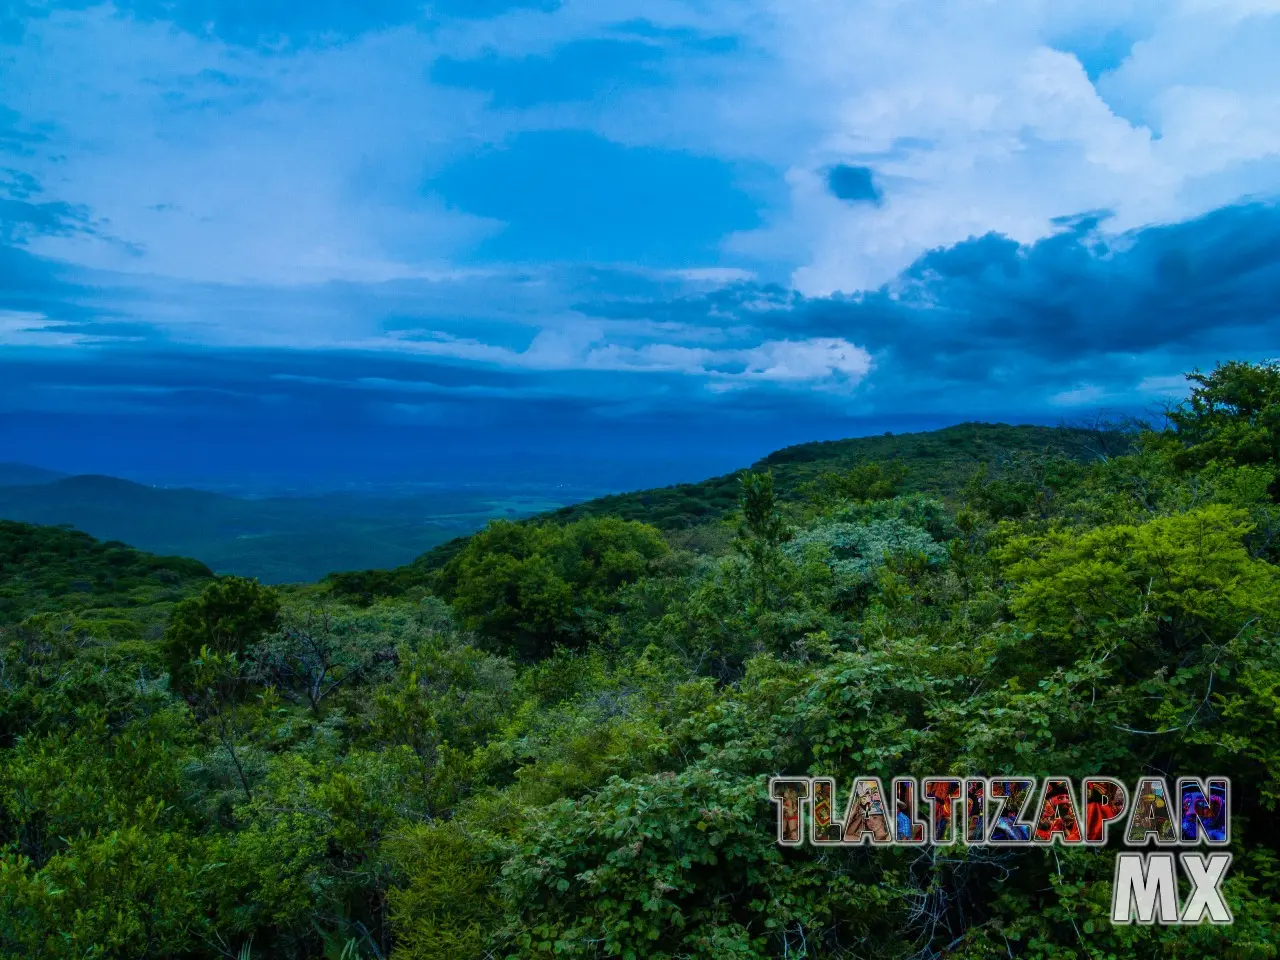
[884,202,1280,358]
[579,200,1280,386]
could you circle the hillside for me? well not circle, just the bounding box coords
[0,425,1117,589]
[0,519,213,627]
[541,421,1120,529]
[322,421,1127,603]
[1,362,1275,960]
[2,363,1279,960]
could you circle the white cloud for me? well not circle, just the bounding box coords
[1050,383,1108,406]
[0,311,74,346]
[0,309,142,346]
[1137,373,1191,396]
[6,7,501,285]
[4,0,1279,390]
[578,336,872,388]
[665,267,758,284]
[739,337,872,383]
[712,0,1280,294]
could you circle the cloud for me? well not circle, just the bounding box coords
[0,164,101,243]
[699,0,1280,294]
[10,0,1280,293]
[1049,383,1108,407]
[7,195,1277,425]
[430,38,666,109]
[0,197,94,242]
[2,10,511,284]
[575,337,871,391]
[3,0,1280,482]
[826,164,883,205]
[570,199,1280,413]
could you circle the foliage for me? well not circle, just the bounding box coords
[784,517,945,600]
[0,520,211,626]
[163,576,281,695]
[736,471,790,613]
[801,459,908,507]
[543,422,1119,530]
[1169,359,1280,472]
[384,822,504,960]
[5,363,1280,959]
[252,604,400,713]
[438,516,668,658]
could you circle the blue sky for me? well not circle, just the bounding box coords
[2,0,1280,486]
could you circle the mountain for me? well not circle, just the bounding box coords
[0,462,66,487]
[0,475,586,584]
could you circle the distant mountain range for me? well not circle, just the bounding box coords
[0,468,588,583]
[0,463,68,487]
[0,422,1120,586]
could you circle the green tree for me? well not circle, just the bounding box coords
[163,576,280,695]
[802,459,907,507]
[1169,359,1280,476]
[253,604,396,715]
[385,822,503,960]
[735,471,789,612]
[441,517,667,659]
[161,577,279,803]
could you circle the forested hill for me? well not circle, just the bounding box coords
[0,463,67,487]
[0,520,213,627]
[542,421,1120,530]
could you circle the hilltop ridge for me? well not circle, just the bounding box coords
[538,420,1118,530]
[324,420,1123,603]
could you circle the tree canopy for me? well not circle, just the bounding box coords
[3,360,1280,959]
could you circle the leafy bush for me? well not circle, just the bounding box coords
[439,516,668,658]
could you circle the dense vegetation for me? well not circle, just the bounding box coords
[3,360,1280,958]
[0,522,212,627]
[542,422,1119,530]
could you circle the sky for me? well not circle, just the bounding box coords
[2,0,1279,487]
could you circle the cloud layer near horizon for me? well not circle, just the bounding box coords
[2,1,1280,479]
